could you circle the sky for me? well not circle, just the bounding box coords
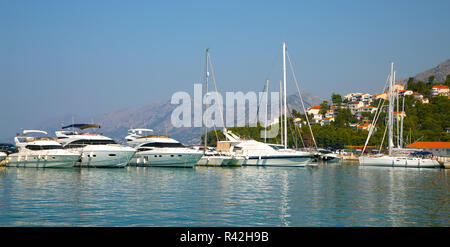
[1,0,450,139]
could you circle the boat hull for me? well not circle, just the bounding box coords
[196,155,242,166]
[359,156,441,168]
[68,146,136,168]
[241,155,313,167]
[129,152,202,168]
[0,152,6,163]
[5,152,80,168]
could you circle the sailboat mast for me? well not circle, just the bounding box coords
[204,48,209,154]
[264,79,269,143]
[388,62,394,156]
[400,88,405,148]
[283,42,288,149]
[279,80,283,146]
[395,71,400,148]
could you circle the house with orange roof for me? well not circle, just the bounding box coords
[356,123,372,131]
[322,117,335,125]
[307,105,321,117]
[348,101,364,114]
[373,92,388,100]
[406,141,450,156]
[412,92,423,99]
[431,85,449,97]
[357,106,377,114]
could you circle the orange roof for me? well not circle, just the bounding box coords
[413,92,422,95]
[309,106,321,109]
[357,123,371,127]
[406,141,450,148]
[432,85,449,89]
[359,106,376,109]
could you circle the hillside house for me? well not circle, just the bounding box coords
[431,85,449,97]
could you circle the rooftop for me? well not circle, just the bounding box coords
[309,105,321,109]
[406,141,450,148]
[432,85,449,89]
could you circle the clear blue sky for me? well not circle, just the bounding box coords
[1,0,450,139]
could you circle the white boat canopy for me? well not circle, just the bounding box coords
[22,130,48,135]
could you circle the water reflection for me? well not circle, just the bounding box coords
[0,164,448,226]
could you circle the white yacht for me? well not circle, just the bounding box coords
[125,128,203,168]
[5,130,80,168]
[55,124,136,168]
[217,130,314,167]
[359,63,440,168]
[317,149,341,163]
[0,152,6,163]
[196,149,242,166]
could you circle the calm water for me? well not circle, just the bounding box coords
[0,162,448,227]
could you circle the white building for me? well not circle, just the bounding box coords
[431,85,449,97]
[347,101,364,114]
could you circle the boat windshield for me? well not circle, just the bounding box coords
[26,145,63,150]
[141,142,184,148]
[64,139,117,148]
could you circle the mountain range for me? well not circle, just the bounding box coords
[36,91,325,145]
[404,58,450,83]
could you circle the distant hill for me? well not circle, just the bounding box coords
[36,91,325,145]
[405,58,450,83]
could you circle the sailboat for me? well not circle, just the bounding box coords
[359,63,441,168]
[196,48,241,166]
[216,42,315,167]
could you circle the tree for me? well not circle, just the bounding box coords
[446,74,450,86]
[319,101,329,117]
[331,93,343,106]
[428,75,435,84]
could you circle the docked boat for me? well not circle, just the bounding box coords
[316,149,341,163]
[55,124,136,168]
[0,152,6,163]
[5,130,80,168]
[126,128,203,168]
[196,149,242,166]
[359,63,440,168]
[217,130,314,167]
[0,143,18,155]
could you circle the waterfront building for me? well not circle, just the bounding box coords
[406,141,450,156]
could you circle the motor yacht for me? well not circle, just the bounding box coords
[217,130,314,167]
[125,128,203,168]
[316,149,341,163]
[55,124,136,168]
[0,152,6,163]
[5,130,80,168]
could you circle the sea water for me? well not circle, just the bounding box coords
[0,162,448,226]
